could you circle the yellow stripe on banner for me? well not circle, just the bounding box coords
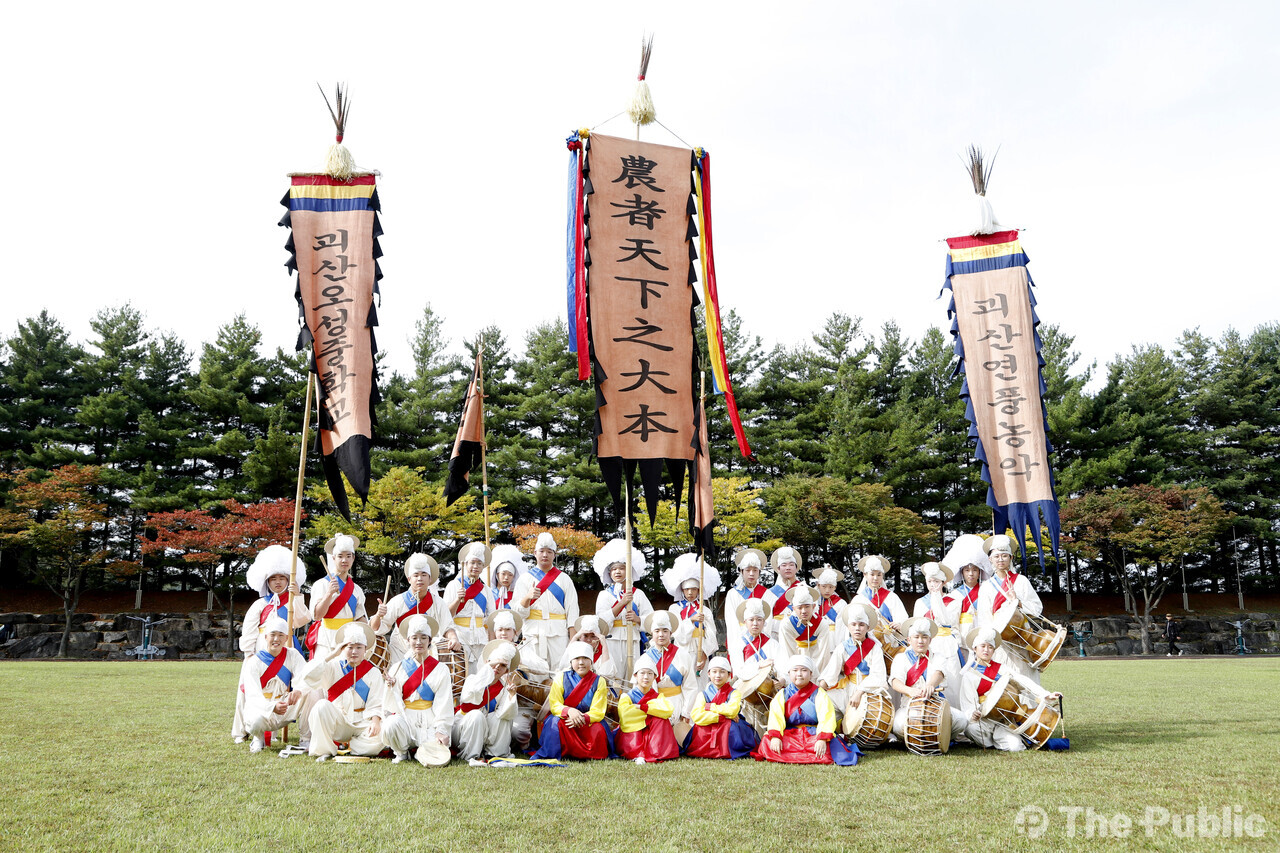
[949,240,1021,264]
[290,184,376,200]
[693,170,729,394]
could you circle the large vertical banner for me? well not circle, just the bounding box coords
[944,230,1060,563]
[281,174,382,519]
[581,132,698,521]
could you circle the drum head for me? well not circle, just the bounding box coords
[979,675,1013,717]
[842,696,869,737]
[736,668,774,705]
[936,700,952,753]
[991,601,1018,635]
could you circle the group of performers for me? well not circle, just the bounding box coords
[233,531,1064,766]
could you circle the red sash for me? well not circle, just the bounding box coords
[323,577,356,619]
[868,587,889,609]
[976,661,1002,699]
[592,643,604,663]
[535,567,563,598]
[905,654,929,687]
[637,687,660,713]
[395,592,435,626]
[818,595,839,621]
[706,683,734,709]
[258,593,290,627]
[562,672,598,712]
[961,586,980,614]
[462,579,486,604]
[784,682,817,718]
[459,680,504,714]
[742,634,768,661]
[259,650,287,689]
[991,573,1018,614]
[327,660,374,703]
[749,585,766,600]
[656,644,679,678]
[401,657,439,701]
[843,637,876,677]
[798,613,823,642]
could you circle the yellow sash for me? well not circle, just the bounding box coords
[323,617,353,630]
[528,610,567,621]
[404,699,433,710]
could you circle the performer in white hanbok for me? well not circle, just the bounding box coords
[239,616,314,754]
[234,545,311,743]
[381,614,454,765]
[761,546,804,639]
[592,538,653,676]
[301,622,386,762]
[888,617,956,744]
[486,609,550,751]
[818,605,888,713]
[512,532,579,667]
[977,535,1045,684]
[812,566,847,666]
[730,598,781,682]
[452,640,520,762]
[723,549,768,647]
[777,585,829,668]
[489,544,527,613]
[308,534,368,661]
[662,553,721,673]
[370,553,456,667]
[444,542,494,668]
[640,611,697,721]
[912,561,966,716]
[957,627,1061,751]
[942,534,991,638]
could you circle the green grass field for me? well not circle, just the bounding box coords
[1,658,1276,852]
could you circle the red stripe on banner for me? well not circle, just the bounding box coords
[574,150,589,380]
[290,174,378,186]
[698,154,753,459]
[944,230,1019,250]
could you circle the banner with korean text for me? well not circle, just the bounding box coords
[280,174,382,519]
[944,230,1059,564]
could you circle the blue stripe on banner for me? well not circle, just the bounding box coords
[288,197,370,212]
[566,139,580,353]
[947,252,1031,277]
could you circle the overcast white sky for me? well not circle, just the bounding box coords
[4,1,1277,386]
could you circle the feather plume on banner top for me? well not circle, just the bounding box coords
[279,83,383,520]
[942,146,1059,568]
[563,37,751,528]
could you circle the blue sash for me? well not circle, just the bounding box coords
[783,684,819,727]
[612,584,641,618]
[401,658,436,702]
[647,647,684,687]
[842,638,870,676]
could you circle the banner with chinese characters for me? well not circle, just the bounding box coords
[577,132,698,521]
[280,174,382,519]
[944,230,1060,564]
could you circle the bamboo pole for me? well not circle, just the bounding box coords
[477,336,492,588]
[625,478,634,682]
[287,372,315,644]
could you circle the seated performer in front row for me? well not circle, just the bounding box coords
[888,617,958,745]
[239,616,314,754]
[753,655,859,765]
[818,604,888,719]
[641,611,698,722]
[382,614,454,765]
[301,622,386,762]
[684,656,759,759]
[487,610,550,751]
[453,640,520,763]
[615,658,680,764]
[958,627,1061,752]
[531,641,611,761]
[234,545,311,743]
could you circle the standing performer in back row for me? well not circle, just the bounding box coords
[445,542,494,669]
[593,538,653,672]
[371,553,456,667]
[513,532,579,669]
[309,534,368,661]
